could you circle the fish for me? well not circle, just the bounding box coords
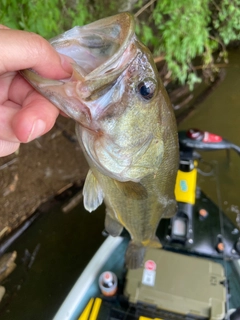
[21,13,179,269]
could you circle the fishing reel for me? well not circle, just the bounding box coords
[158,128,240,259]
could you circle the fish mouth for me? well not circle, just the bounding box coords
[50,13,135,80]
[21,13,137,128]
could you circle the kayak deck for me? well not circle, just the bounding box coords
[54,234,240,320]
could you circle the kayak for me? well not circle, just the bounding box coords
[53,236,240,320]
[54,129,240,320]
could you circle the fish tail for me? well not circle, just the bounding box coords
[125,238,162,269]
[125,241,146,269]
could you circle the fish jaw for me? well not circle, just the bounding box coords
[20,13,136,130]
[20,69,93,127]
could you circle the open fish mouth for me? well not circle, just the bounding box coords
[50,13,135,79]
[21,13,137,126]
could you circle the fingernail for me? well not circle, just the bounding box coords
[28,119,46,142]
[59,54,73,75]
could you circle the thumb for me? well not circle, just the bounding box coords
[0,28,72,78]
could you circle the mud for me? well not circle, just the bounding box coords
[0,116,88,238]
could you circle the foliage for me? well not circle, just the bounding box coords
[0,0,91,38]
[212,0,240,45]
[135,0,240,88]
[1,0,240,88]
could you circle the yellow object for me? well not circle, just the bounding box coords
[78,298,94,320]
[139,316,162,320]
[174,162,197,205]
[78,297,102,320]
[89,298,102,320]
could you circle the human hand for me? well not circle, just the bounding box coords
[0,25,72,157]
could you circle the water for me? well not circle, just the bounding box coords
[178,49,240,225]
[0,201,106,320]
[0,50,240,319]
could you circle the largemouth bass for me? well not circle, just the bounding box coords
[21,13,179,269]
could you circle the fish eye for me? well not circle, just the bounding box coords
[137,78,157,101]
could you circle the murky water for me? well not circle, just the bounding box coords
[178,49,240,226]
[0,202,106,319]
[0,50,240,319]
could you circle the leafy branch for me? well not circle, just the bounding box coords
[1,0,240,88]
[135,0,240,88]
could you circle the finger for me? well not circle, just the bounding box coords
[4,73,36,105]
[0,73,59,143]
[0,104,20,142]
[0,29,72,78]
[11,90,59,142]
[0,71,17,104]
[0,25,10,30]
[0,140,20,157]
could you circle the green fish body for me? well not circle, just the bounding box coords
[21,13,179,269]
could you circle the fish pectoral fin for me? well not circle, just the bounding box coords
[83,170,104,212]
[114,180,148,200]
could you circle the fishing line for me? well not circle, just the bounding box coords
[197,159,215,177]
[134,0,157,18]
[214,160,230,318]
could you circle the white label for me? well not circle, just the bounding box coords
[142,269,156,286]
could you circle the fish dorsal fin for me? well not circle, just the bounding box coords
[83,170,104,212]
[114,180,148,200]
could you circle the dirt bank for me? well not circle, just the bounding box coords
[0,116,88,238]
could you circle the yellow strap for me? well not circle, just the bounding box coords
[139,316,162,320]
[79,299,162,320]
[89,297,102,320]
[78,298,94,320]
